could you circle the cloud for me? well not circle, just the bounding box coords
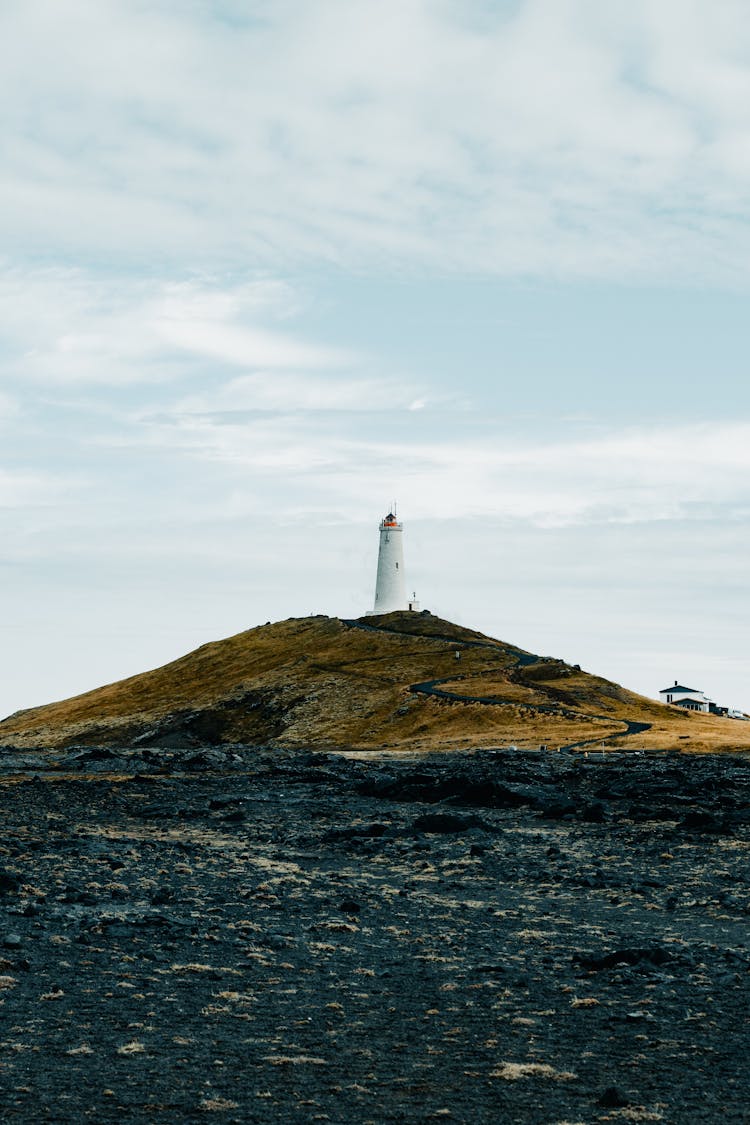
[0,468,74,510]
[174,371,425,414]
[3,1,750,280]
[0,268,346,385]
[129,404,750,527]
[156,319,348,371]
[0,392,20,421]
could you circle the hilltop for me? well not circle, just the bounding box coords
[2,616,750,1121]
[3,611,749,755]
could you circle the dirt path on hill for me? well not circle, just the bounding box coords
[344,618,652,751]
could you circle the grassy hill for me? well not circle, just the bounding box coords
[2,612,749,754]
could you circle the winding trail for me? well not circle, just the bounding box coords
[343,617,651,752]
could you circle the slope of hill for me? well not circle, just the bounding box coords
[2,612,749,754]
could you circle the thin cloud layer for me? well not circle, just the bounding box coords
[133,396,750,528]
[0,270,347,385]
[3,1,750,279]
[0,468,74,510]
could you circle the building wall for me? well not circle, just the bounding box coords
[660,690,710,713]
[661,690,705,705]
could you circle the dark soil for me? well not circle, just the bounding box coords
[1,744,749,1123]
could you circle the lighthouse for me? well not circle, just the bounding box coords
[367,509,419,615]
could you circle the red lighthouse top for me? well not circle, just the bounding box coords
[382,512,398,527]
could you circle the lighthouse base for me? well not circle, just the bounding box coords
[366,598,420,617]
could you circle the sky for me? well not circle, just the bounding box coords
[2,0,750,721]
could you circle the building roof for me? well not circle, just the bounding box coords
[660,684,699,694]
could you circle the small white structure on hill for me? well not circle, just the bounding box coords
[659,681,711,713]
[367,509,419,616]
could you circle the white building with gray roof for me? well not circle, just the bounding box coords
[659,681,711,713]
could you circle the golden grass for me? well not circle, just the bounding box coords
[490,1061,577,1081]
[262,1055,327,1066]
[2,611,749,754]
[116,1040,145,1055]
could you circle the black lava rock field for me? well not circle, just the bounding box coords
[1,744,749,1123]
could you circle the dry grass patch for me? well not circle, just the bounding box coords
[39,988,64,1001]
[263,1054,327,1066]
[490,1061,577,1082]
[169,963,241,976]
[116,1040,146,1055]
[609,1111,664,1122]
[5,610,745,753]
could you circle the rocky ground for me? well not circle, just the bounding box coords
[1,744,749,1123]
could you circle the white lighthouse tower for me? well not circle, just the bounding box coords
[367,509,419,615]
